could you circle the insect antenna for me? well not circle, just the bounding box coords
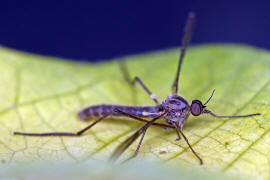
[172,12,196,95]
[203,89,215,106]
[200,90,261,118]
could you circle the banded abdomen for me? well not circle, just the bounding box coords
[78,104,163,121]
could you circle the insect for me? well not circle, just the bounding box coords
[13,12,261,165]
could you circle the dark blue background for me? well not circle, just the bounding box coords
[0,1,270,61]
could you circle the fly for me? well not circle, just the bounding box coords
[13,12,261,165]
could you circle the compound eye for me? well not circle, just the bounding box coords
[191,101,202,116]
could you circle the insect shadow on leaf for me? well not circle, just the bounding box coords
[13,12,261,165]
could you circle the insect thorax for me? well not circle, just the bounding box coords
[162,94,190,127]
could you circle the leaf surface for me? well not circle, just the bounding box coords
[0,45,269,179]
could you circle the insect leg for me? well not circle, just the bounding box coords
[174,128,181,141]
[121,129,147,163]
[114,108,173,129]
[118,60,133,84]
[173,123,203,165]
[109,112,166,163]
[171,12,195,94]
[131,76,160,104]
[13,114,109,137]
[118,61,160,104]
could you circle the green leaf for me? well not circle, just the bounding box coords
[0,45,269,179]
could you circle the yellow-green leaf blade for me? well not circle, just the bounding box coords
[0,45,269,179]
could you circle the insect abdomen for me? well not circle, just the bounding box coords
[78,104,161,121]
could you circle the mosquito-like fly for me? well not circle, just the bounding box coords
[14,12,261,165]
